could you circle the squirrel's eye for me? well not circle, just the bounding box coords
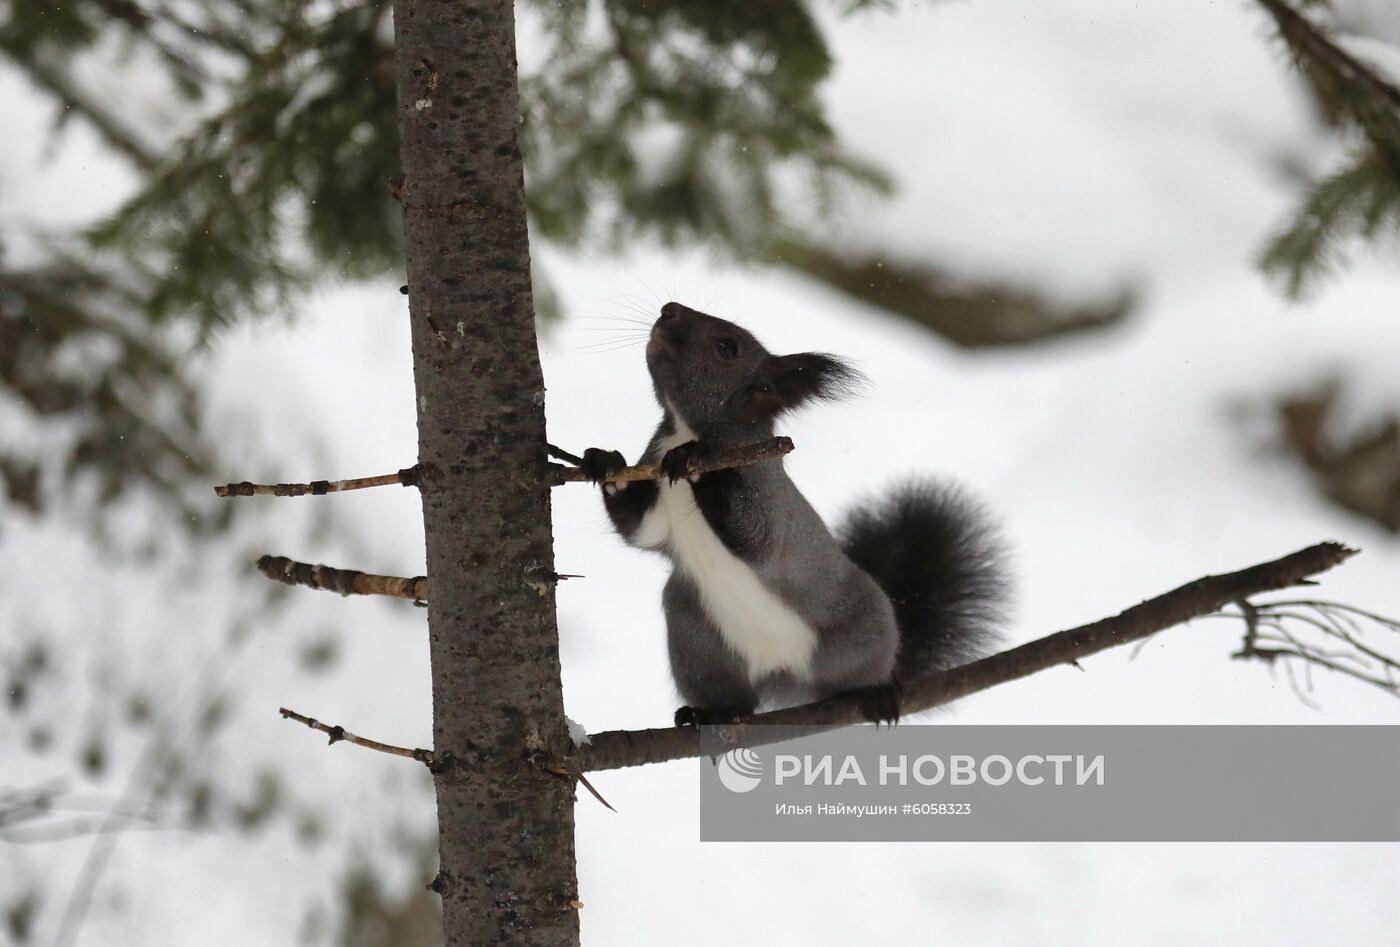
[714,337,738,360]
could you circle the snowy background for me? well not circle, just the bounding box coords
[4,0,1400,944]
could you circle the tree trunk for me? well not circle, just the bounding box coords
[391,2,580,944]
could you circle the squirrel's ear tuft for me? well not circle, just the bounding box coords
[735,353,864,420]
[771,353,864,409]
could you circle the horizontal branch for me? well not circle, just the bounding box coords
[571,541,1359,773]
[257,555,429,602]
[546,436,794,485]
[278,707,434,764]
[215,465,421,497]
[215,438,794,498]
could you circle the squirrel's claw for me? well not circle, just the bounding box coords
[851,681,903,728]
[660,440,710,485]
[579,448,627,488]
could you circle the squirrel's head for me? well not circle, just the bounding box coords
[645,301,862,432]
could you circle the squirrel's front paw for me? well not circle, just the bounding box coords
[659,441,710,485]
[579,448,628,493]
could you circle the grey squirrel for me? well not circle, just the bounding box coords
[580,302,1007,727]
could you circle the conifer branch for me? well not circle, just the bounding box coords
[256,555,429,602]
[572,542,1363,773]
[278,708,434,764]
[1257,0,1400,119]
[8,52,159,170]
[1255,0,1400,179]
[1254,0,1400,295]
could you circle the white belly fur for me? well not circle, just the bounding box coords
[632,423,818,683]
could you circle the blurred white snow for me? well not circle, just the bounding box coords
[3,1,1400,945]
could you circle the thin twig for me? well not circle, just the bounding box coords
[571,541,1360,772]
[216,438,793,499]
[257,555,429,602]
[1270,599,1400,633]
[1231,599,1400,699]
[575,773,615,812]
[546,443,585,466]
[215,465,421,497]
[547,436,795,485]
[278,707,434,764]
[540,758,616,812]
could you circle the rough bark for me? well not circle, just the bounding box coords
[392,2,579,944]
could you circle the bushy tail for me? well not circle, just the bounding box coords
[838,480,1009,678]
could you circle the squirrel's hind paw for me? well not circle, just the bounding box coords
[674,704,748,728]
[848,681,902,728]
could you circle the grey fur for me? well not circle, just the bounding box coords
[636,416,899,712]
